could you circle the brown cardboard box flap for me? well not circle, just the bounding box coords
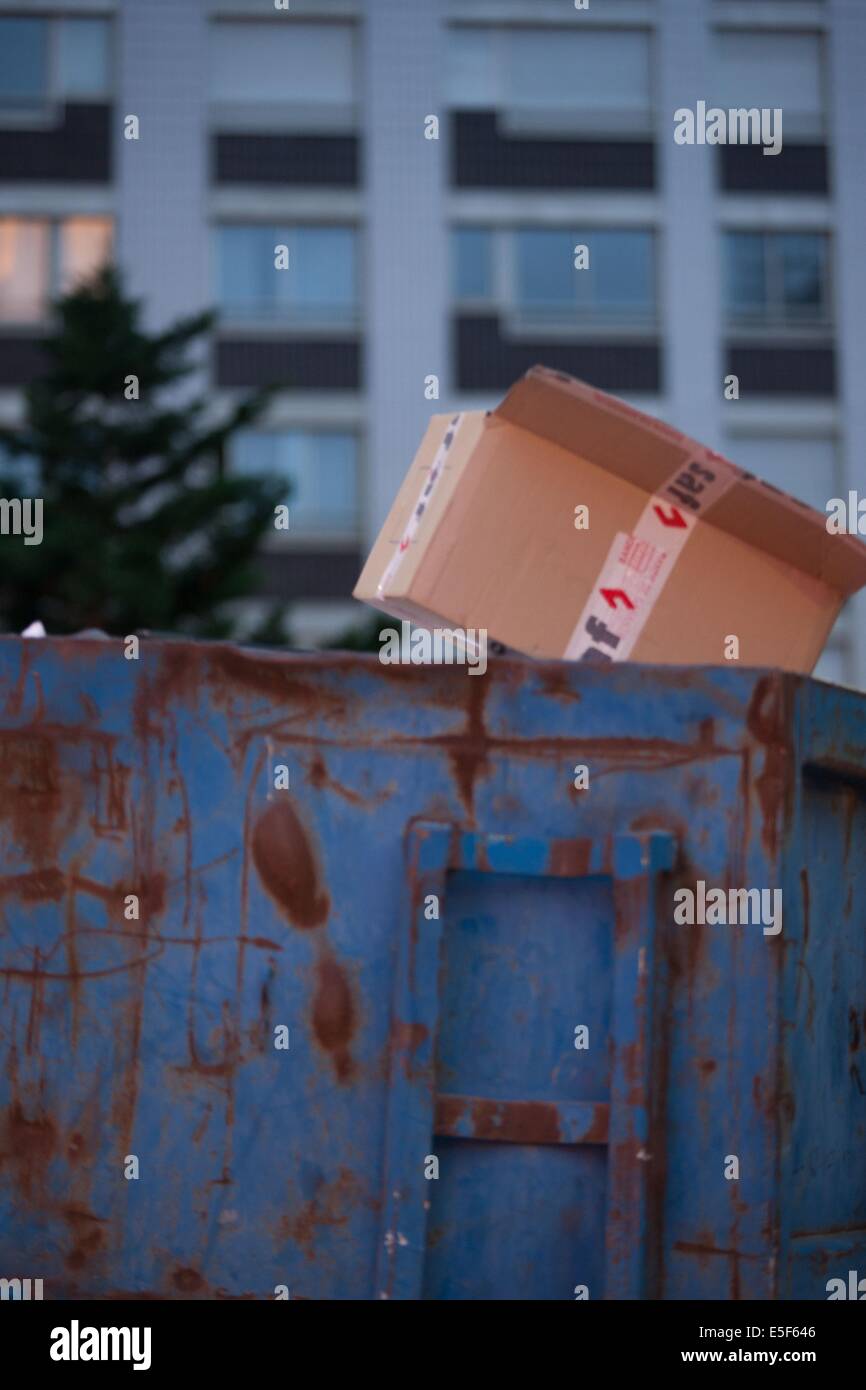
[496,365,866,597]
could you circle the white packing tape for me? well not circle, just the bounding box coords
[376,413,464,599]
[564,454,739,663]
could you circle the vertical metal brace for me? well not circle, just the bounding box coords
[375,822,452,1301]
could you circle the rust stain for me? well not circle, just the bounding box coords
[0,866,164,919]
[25,946,45,1054]
[398,726,732,779]
[0,1099,59,1201]
[390,1020,429,1080]
[283,1166,365,1261]
[308,752,362,804]
[180,1000,241,1080]
[137,872,167,920]
[435,1095,563,1145]
[0,867,65,901]
[673,1233,744,1266]
[0,724,129,867]
[207,647,348,726]
[656,861,712,1020]
[132,645,203,741]
[746,675,793,859]
[128,644,357,770]
[311,949,357,1084]
[0,1044,107,1262]
[89,740,130,835]
[3,645,30,718]
[251,798,330,930]
[849,1006,861,1053]
[426,1224,446,1251]
[753,1074,763,1113]
[63,1204,109,1272]
[413,673,491,820]
[191,1105,213,1145]
[66,1224,106,1270]
[548,838,592,877]
[108,787,163,1162]
[616,1037,642,1108]
[581,1103,610,1145]
[434,1095,465,1134]
[172,1267,205,1293]
[1,954,162,985]
[307,752,391,809]
[735,745,751,884]
[210,647,296,705]
[448,674,489,819]
[67,1131,86,1164]
[471,1098,561,1144]
[534,663,582,703]
[0,731,63,865]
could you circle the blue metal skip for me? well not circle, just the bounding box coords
[0,639,864,1300]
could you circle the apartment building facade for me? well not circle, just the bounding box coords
[0,0,864,681]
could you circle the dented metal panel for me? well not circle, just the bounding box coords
[0,639,864,1300]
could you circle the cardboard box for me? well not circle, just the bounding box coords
[354,366,866,671]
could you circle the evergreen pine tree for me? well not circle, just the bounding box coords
[0,266,287,640]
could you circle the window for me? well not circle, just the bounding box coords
[216,225,358,327]
[0,19,45,109]
[726,434,837,514]
[232,430,358,537]
[0,219,49,322]
[209,21,356,112]
[453,227,657,327]
[447,26,652,132]
[59,218,113,293]
[0,217,112,324]
[454,227,494,302]
[57,19,111,99]
[712,31,824,137]
[517,229,654,323]
[724,231,831,328]
[0,16,110,112]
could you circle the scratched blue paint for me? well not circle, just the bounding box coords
[0,640,864,1300]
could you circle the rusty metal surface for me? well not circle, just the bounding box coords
[0,639,864,1299]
